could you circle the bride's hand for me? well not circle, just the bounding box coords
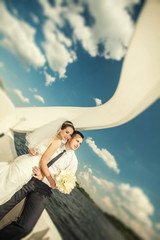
[32,166,44,180]
[29,148,39,156]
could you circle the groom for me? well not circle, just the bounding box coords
[0,131,84,240]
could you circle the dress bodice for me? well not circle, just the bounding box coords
[37,145,48,155]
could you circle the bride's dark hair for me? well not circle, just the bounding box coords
[61,121,75,131]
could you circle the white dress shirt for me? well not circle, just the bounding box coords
[42,142,78,186]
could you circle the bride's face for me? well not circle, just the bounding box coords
[59,126,74,141]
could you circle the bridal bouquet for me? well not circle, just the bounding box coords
[55,169,77,194]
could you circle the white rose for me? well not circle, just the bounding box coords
[55,169,77,194]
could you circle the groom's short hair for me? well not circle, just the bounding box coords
[72,130,84,139]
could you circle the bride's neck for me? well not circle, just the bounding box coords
[56,133,62,140]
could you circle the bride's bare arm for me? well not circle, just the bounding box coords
[39,139,61,189]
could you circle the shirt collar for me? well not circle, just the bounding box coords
[61,142,74,155]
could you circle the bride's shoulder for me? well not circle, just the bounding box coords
[50,137,61,147]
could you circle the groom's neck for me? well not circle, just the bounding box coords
[65,142,72,151]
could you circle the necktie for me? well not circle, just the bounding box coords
[47,150,66,168]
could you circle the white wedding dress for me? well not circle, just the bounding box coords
[0,119,67,205]
[0,145,47,205]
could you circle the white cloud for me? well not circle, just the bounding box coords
[29,88,38,92]
[56,30,72,48]
[94,97,102,106]
[0,62,4,68]
[88,168,93,174]
[102,196,114,212]
[0,0,140,82]
[115,183,156,240]
[66,12,97,57]
[37,0,140,78]
[13,89,29,103]
[0,2,45,69]
[34,94,45,104]
[78,171,91,188]
[39,0,64,27]
[66,0,139,60]
[42,19,77,78]
[118,183,154,223]
[44,71,56,86]
[30,13,39,24]
[92,185,97,194]
[97,179,156,240]
[86,137,120,173]
[38,0,77,78]
[92,175,114,191]
[78,170,157,240]
[77,166,94,187]
[155,223,160,230]
[12,8,18,17]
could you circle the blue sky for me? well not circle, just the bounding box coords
[0,0,160,239]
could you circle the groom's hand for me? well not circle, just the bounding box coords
[32,166,44,180]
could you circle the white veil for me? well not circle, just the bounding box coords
[25,118,68,152]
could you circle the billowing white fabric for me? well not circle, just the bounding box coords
[7,0,159,133]
[0,142,78,205]
[0,145,46,205]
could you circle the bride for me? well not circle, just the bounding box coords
[0,119,75,205]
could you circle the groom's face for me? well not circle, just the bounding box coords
[68,134,83,150]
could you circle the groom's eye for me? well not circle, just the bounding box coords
[77,139,81,145]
